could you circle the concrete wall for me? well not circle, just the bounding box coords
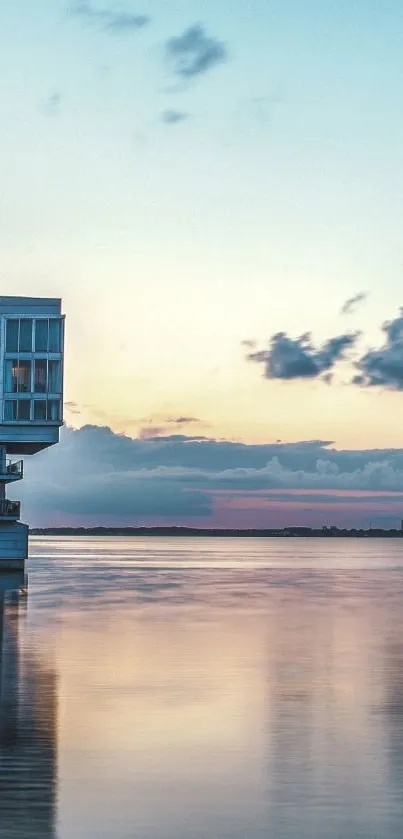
[0,297,61,316]
[0,522,28,569]
[0,425,59,454]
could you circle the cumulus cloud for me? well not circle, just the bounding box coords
[161,109,189,125]
[196,456,403,493]
[13,426,403,528]
[166,24,228,80]
[246,330,359,380]
[71,2,150,33]
[139,426,169,439]
[340,292,368,315]
[353,309,403,390]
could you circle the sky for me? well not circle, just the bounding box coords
[3,0,403,527]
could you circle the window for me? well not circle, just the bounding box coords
[35,319,48,352]
[17,360,31,392]
[5,316,63,354]
[48,360,61,393]
[34,400,47,421]
[6,320,19,352]
[4,359,31,393]
[4,397,61,423]
[47,399,61,421]
[34,360,47,393]
[3,399,30,421]
[18,399,31,421]
[4,359,18,393]
[19,319,33,352]
[49,319,62,352]
[4,400,17,421]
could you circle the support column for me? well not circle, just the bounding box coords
[0,447,6,503]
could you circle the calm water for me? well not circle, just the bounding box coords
[1,537,403,838]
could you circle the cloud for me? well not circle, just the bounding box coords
[42,91,62,117]
[166,24,228,80]
[137,416,203,438]
[246,330,359,381]
[14,425,403,528]
[241,339,256,349]
[139,426,168,439]
[340,292,368,315]
[166,417,200,425]
[71,2,151,34]
[161,109,189,125]
[64,400,82,416]
[353,308,403,390]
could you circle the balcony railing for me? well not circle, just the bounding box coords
[0,500,21,519]
[6,460,23,479]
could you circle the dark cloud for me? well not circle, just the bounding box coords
[71,2,150,33]
[166,417,200,425]
[137,416,202,438]
[241,339,256,349]
[353,309,403,390]
[139,426,167,440]
[166,24,228,80]
[247,331,359,381]
[340,292,368,315]
[64,400,82,416]
[13,425,403,527]
[161,109,189,125]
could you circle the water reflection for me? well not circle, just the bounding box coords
[24,538,403,838]
[0,574,57,839]
[378,607,403,817]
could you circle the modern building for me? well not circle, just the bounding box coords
[0,297,65,569]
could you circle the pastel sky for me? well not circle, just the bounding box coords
[3,1,403,526]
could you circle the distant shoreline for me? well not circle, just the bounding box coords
[30,526,403,538]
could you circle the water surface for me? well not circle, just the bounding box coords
[1,536,403,838]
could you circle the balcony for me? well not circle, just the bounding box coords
[0,499,21,519]
[0,460,23,482]
[7,460,23,479]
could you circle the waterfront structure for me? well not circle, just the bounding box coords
[0,297,64,569]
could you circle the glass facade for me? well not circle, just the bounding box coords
[6,317,63,353]
[5,320,19,352]
[35,320,48,352]
[19,320,32,352]
[4,399,32,422]
[49,320,61,352]
[48,360,61,393]
[33,400,47,421]
[5,398,61,423]
[3,316,63,424]
[34,360,47,393]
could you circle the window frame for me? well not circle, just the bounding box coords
[2,315,64,424]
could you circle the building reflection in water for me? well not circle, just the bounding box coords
[0,574,57,839]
